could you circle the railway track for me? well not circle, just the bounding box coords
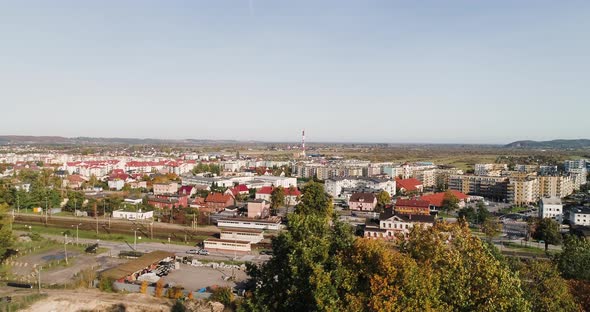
[13,214,219,243]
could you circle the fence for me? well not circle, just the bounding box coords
[113,282,210,299]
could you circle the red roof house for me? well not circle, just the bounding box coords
[395,178,424,193]
[419,190,469,208]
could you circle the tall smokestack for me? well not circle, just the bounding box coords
[302,130,305,152]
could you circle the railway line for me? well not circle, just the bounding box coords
[13,213,218,244]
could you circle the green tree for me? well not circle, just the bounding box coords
[482,219,502,242]
[0,203,14,263]
[440,191,460,213]
[476,202,491,225]
[295,181,332,217]
[375,190,391,213]
[555,235,590,281]
[457,206,476,224]
[270,186,285,214]
[531,217,562,251]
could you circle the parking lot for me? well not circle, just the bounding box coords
[160,263,248,291]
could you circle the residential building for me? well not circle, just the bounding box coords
[348,193,377,211]
[205,192,235,210]
[434,168,464,190]
[419,190,469,209]
[255,186,301,206]
[247,199,270,219]
[570,207,590,226]
[539,197,563,222]
[449,175,509,201]
[564,159,588,172]
[474,163,508,176]
[568,168,587,190]
[324,177,395,198]
[147,194,188,209]
[514,164,539,173]
[153,182,179,195]
[395,178,424,194]
[178,185,196,197]
[108,179,125,191]
[539,166,558,175]
[538,175,574,198]
[364,209,435,240]
[414,169,436,188]
[539,165,558,176]
[508,176,540,205]
[394,199,431,215]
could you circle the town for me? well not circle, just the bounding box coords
[0,137,589,311]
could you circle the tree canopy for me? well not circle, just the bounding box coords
[531,217,562,251]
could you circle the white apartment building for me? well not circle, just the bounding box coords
[568,168,587,190]
[570,208,590,226]
[414,169,436,188]
[564,159,588,172]
[324,177,396,198]
[475,164,508,176]
[538,197,563,222]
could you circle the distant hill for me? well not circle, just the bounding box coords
[0,135,240,145]
[505,139,590,149]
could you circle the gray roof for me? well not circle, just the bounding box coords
[541,197,562,205]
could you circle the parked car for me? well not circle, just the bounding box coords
[260,250,273,255]
[197,249,210,255]
[186,249,199,254]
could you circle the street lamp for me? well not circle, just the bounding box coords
[72,223,82,245]
[134,229,142,251]
[63,232,69,265]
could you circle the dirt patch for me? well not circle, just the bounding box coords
[22,289,173,312]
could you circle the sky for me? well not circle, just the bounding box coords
[1,1,589,144]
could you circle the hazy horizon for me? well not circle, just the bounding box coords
[2,1,589,143]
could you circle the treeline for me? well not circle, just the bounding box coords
[192,163,221,175]
[236,182,589,312]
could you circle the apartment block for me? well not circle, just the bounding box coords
[538,175,574,198]
[508,177,539,205]
[449,175,509,201]
[474,164,508,176]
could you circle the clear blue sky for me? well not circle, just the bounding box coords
[1,1,589,143]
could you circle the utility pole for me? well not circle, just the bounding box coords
[45,196,48,224]
[64,233,68,264]
[38,266,42,293]
[94,203,98,235]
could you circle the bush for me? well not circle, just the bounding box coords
[98,277,115,292]
[210,286,233,306]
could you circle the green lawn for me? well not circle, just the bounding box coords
[13,223,210,246]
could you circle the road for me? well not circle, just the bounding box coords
[26,232,271,264]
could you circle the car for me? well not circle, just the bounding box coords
[186,249,199,254]
[260,250,273,255]
[197,249,209,255]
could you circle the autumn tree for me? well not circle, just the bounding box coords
[399,223,529,311]
[531,217,562,251]
[518,260,579,312]
[375,190,391,213]
[155,280,164,298]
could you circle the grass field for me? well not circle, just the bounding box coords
[13,224,210,246]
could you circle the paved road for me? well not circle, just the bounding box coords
[25,232,271,264]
